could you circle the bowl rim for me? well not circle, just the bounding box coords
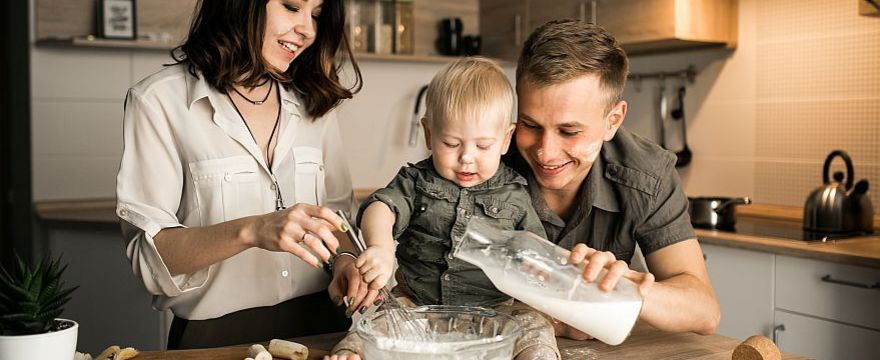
[355,304,523,353]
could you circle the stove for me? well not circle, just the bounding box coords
[696,218,873,243]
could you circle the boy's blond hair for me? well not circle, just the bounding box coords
[424,57,514,130]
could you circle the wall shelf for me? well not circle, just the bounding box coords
[35,37,498,64]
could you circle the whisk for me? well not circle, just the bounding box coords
[336,211,429,342]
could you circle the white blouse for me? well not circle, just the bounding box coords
[116,65,356,320]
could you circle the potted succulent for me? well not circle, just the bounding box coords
[0,255,79,359]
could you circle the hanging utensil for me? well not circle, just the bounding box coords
[657,78,668,149]
[671,85,692,167]
[408,85,429,147]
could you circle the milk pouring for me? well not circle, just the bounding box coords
[454,217,643,345]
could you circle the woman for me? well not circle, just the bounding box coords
[116,0,370,349]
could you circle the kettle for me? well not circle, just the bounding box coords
[803,150,874,233]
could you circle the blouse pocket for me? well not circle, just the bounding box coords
[293,146,326,206]
[189,156,263,225]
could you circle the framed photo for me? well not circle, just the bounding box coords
[98,0,137,40]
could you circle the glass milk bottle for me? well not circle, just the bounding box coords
[453,217,643,345]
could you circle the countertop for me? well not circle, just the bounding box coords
[133,322,807,359]
[35,197,880,268]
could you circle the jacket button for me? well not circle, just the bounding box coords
[608,168,618,175]
[443,274,451,281]
[491,207,499,213]
[447,252,454,260]
[419,205,427,212]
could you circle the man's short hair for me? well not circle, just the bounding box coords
[516,19,629,111]
[425,56,514,129]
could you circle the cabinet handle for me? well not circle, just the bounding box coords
[579,2,587,22]
[591,0,598,24]
[820,274,880,290]
[772,324,785,344]
[514,14,522,46]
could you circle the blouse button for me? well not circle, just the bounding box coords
[281,270,289,277]
[224,173,232,182]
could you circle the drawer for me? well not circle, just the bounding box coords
[774,310,880,360]
[775,255,880,330]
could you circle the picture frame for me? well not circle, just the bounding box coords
[97,0,137,40]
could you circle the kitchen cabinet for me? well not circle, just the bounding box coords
[479,0,529,61]
[773,310,880,360]
[596,0,737,54]
[701,243,775,340]
[479,0,737,60]
[773,255,880,359]
[528,0,593,32]
[700,237,880,360]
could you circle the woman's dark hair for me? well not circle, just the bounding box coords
[171,0,362,119]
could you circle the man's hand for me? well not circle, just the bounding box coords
[568,243,655,296]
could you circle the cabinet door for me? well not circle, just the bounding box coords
[701,242,775,340]
[595,0,676,44]
[775,255,880,330]
[480,0,529,61]
[774,311,880,360]
[528,0,594,31]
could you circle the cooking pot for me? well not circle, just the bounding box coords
[688,197,752,230]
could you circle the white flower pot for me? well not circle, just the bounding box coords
[0,319,78,360]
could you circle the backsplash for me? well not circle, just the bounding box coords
[623,0,880,209]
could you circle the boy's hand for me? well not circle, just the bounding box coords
[355,244,396,290]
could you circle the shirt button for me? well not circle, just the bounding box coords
[270,183,277,190]
[224,173,232,181]
[443,274,451,281]
[281,270,289,277]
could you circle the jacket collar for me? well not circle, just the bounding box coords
[412,157,528,193]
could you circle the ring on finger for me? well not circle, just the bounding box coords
[299,232,311,244]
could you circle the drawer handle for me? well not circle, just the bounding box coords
[772,324,785,344]
[820,275,880,290]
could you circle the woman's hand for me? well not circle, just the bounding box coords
[245,203,346,268]
[355,244,396,290]
[323,350,361,360]
[568,244,656,297]
[328,255,382,316]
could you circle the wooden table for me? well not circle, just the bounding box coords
[135,323,808,359]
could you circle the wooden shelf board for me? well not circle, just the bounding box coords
[35,37,503,64]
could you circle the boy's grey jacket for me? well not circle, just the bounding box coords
[358,158,547,306]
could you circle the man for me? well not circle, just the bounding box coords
[504,19,721,339]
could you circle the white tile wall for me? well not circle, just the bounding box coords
[622,0,879,207]
[30,44,512,200]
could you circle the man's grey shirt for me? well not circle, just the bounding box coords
[509,127,696,263]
